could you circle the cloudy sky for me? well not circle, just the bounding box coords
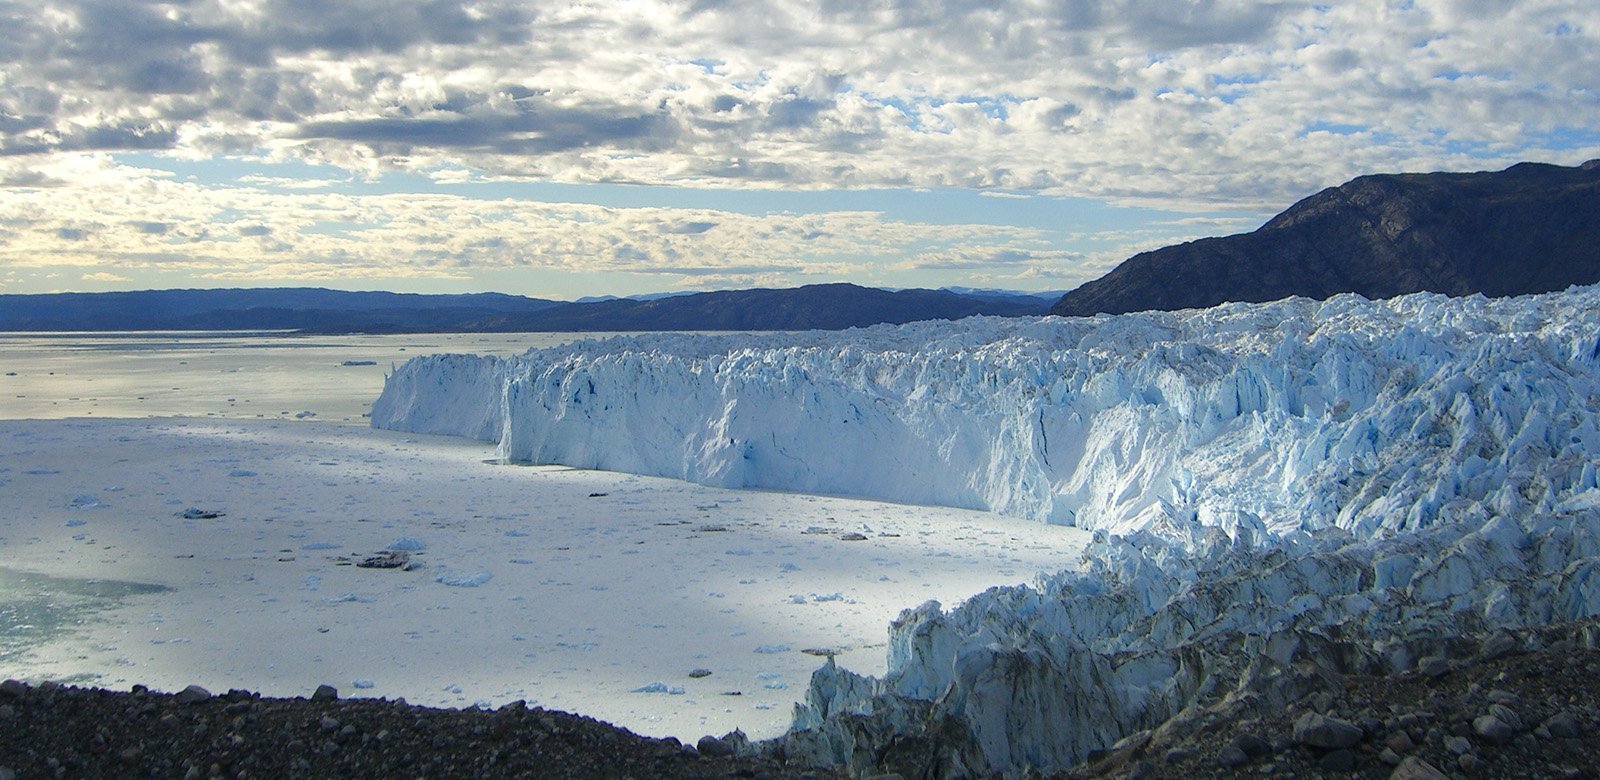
[2,0,1596,298]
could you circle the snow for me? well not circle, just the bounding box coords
[0,417,1086,743]
[371,285,1600,774]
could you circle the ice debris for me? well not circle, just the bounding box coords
[434,570,493,587]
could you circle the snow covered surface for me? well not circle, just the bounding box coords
[375,287,1600,543]
[373,286,1600,774]
[0,417,1087,742]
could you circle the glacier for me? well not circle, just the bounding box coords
[372,286,1600,775]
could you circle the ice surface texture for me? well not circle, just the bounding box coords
[372,286,1600,775]
[374,287,1600,544]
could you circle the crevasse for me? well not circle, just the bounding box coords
[371,286,1600,775]
[372,287,1600,545]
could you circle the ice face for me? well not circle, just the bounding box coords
[370,285,1600,775]
[373,287,1600,546]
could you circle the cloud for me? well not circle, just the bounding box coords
[81,270,129,282]
[0,0,1593,211]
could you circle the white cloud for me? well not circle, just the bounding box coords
[0,0,1592,211]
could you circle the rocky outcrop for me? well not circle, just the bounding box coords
[1051,160,1600,317]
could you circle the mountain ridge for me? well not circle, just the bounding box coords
[0,283,1052,333]
[1050,160,1600,317]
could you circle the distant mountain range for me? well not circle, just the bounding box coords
[1051,159,1600,317]
[0,284,1053,333]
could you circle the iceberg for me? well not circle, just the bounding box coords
[372,285,1600,775]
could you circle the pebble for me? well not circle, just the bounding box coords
[1293,712,1363,749]
[696,735,734,758]
[1230,732,1271,757]
[1445,735,1472,755]
[1318,749,1356,772]
[1215,745,1248,767]
[1386,730,1415,752]
[311,685,338,702]
[1418,656,1451,679]
[1472,715,1514,744]
[174,685,211,705]
[1390,756,1450,779]
[1379,747,1403,766]
[1480,633,1519,660]
[1546,712,1582,738]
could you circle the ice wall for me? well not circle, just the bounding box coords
[370,286,1600,776]
[373,287,1600,545]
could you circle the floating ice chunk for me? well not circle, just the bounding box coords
[435,570,493,587]
[68,494,102,508]
[177,508,224,519]
[811,592,844,602]
[763,681,788,690]
[631,682,686,695]
[351,679,375,689]
[504,529,530,537]
[64,519,86,527]
[227,469,257,477]
[294,411,316,419]
[324,593,371,604]
[300,542,340,551]
[787,595,807,605]
[753,644,790,654]
[387,536,427,551]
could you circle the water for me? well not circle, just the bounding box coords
[0,567,169,669]
[0,331,605,422]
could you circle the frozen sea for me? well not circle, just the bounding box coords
[0,330,1090,742]
[0,331,594,422]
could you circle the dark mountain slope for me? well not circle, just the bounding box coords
[1051,160,1600,317]
[495,283,1053,331]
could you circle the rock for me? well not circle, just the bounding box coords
[320,716,341,732]
[1486,689,1521,706]
[1125,761,1157,780]
[1386,730,1416,752]
[1458,753,1481,771]
[1472,715,1515,744]
[1480,632,1519,660]
[1230,732,1271,758]
[1418,656,1451,679]
[1390,756,1450,779]
[1216,745,1249,767]
[311,685,338,702]
[1293,712,1364,749]
[174,685,211,705]
[1319,749,1356,772]
[1488,702,1524,730]
[1380,747,1403,766]
[0,680,26,698]
[1164,747,1198,762]
[1445,735,1473,755]
[696,735,734,758]
[687,669,713,679]
[1545,712,1582,739]
[0,767,13,780]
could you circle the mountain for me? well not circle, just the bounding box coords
[1050,160,1600,317]
[0,288,562,332]
[0,283,1052,333]
[495,283,1053,331]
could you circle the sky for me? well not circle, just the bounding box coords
[0,1,1596,300]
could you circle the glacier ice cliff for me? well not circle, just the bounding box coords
[372,286,1600,775]
[374,287,1600,544]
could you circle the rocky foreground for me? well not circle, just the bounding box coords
[0,679,839,779]
[6,623,1600,779]
[1060,618,1600,780]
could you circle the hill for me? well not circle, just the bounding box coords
[1051,160,1600,316]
